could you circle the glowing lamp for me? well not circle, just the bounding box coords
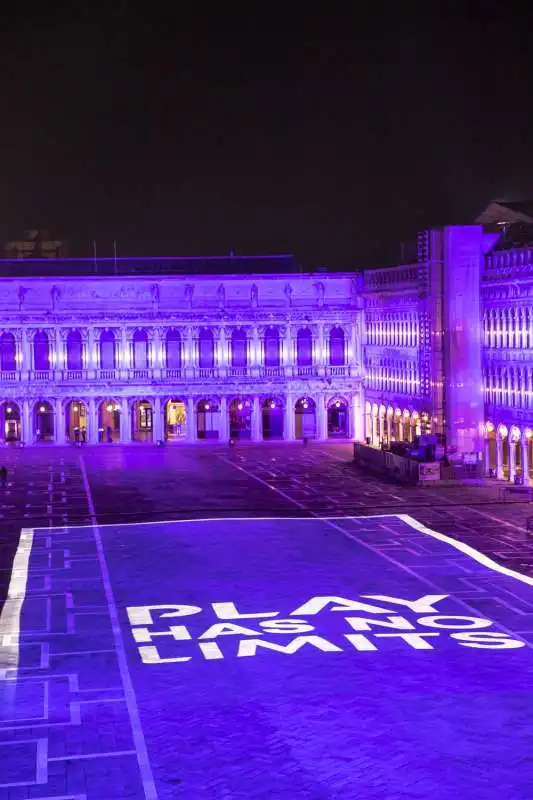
[6,407,11,413]
[106,404,114,412]
[73,405,79,412]
[205,403,210,411]
[526,429,533,440]
[270,401,276,409]
[39,405,46,413]
[237,403,243,410]
[335,401,341,408]
[303,402,308,409]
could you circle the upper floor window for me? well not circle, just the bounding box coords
[264,327,280,367]
[133,330,149,369]
[34,331,50,371]
[231,329,247,368]
[66,330,83,370]
[199,329,214,369]
[296,328,312,367]
[100,330,116,370]
[329,327,346,366]
[166,330,181,369]
[0,332,16,371]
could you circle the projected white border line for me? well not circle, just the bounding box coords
[27,513,533,588]
[0,527,34,680]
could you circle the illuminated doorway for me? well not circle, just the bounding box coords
[327,398,348,438]
[99,400,120,442]
[132,400,153,442]
[229,398,252,439]
[197,399,219,440]
[34,401,54,442]
[262,397,283,440]
[165,399,187,440]
[1,402,20,443]
[295,397,316,439]
[66,400,88,443]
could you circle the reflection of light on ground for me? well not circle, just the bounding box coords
[0,529,34,679]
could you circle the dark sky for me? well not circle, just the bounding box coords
[1,4,532,267]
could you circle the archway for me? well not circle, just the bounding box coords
[262,397,283,440]
[327,398,348,438]
[132,400,153,442]
[364,401,372,444]
[34,401,54,442]
[197,399,219,440]
[66,400,88,443]
[1,401,20,442]
[229,398,252,440]
[165,398,187,440]
[485,422,496,473]
[295,397,316,439]
[99,400,120,443]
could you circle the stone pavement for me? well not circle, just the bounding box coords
[2,515,533,798]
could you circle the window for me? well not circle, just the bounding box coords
[66,330,83,370]
[0,332,16,371]
[100,330,116,369]
[199,329,214,369]
[329,327,345,366]
[296,328,312,367]
[34,331,50,370]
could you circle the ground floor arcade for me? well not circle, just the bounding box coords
[364,402,436,446]
[482,422,533,483]
[0,392,364,445]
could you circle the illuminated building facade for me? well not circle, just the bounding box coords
[0,256,364,445]
[2,223,533,483]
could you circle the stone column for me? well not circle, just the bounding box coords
[54,328,63,372]
[153,396,162,442]
[252,326,260,368]
[522,438,530,485]
[120,398,131,443]
[217,327,227,370]
[87,327,95,369]
[88,398,98,444]
[372,411,379,446]
[317,393,328,440]
[151,329,162,369]
[282,325,292,372]
[120,328,129,370]
[55,399,65,444]
[252,396,262,441]
[484,438,490,474]
[351,393,363,441]
[186,328,196,376]
[187,397,196,441]
[284,394,295,441]
[398,418,404,442]
[509,438,516,483]
[219,396,229,441]
[22,399,31,444]
[495,435,504,479]
[21,329,32,374]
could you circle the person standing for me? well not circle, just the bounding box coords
[0,466,8,488]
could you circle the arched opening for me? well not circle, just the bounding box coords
[100,330,116,370]
[229,398,252,440]
[34,331,50,371]
[1,401,20,442]
[197,398,219,440]
[0,332,16,371]
[99,400,120,443]
[66,331,83,370]
[262,397,283,440]
[327,398,348,438]
[165,330,182,370]
[264,327,280,367]
[133,330,149,369]
[486,422,496,472]
[231,329,247,369]
[66,400,88,443]
[295,397,316,439]
[34,400,54,442]
[329,327,345,366]
[165,398,187,440]
[296,328,313,367]
[364,401,372,444]
[132,400,153,442]
[498,425,509,477]
[198,329,215,369]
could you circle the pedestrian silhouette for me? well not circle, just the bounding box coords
[0,466,8,488]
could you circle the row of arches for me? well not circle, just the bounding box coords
[482,422,533,482]
[0,396,351,444]
[364,403,433,446]
[0,326,349,372]
[483,307,533,350]
[365,314,420,347]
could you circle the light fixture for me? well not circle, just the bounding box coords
[303,401,308,409]
[39,405,46,413]
[6,407,12,413]
[335,401,341,408]
[237,403,243,410]
[106,404,113,412]
[270,401,276,409]
[205,403,210,410]
[73,405,79,412]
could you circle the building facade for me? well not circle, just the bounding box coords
[0,257,364,446]
[2,224,533,483]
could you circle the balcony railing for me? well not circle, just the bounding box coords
[264,366,282,377]
[164,368,182,379]
[198,367,216,378]
[296,365,314,377]
[130,368,150,380]
[98,369,117,380]
[229,367,247,378]
[62,369,84,380]
[31,370,52,381]
[326,365,348,376]
[0,370,20,382]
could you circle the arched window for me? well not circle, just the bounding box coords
[0,332,16,371]
[166,330,181,369]
[264,327,280,367]
[100,330,116,369]
[66,330,83,370]
[199,329,214,369]
[34,331,50,371]
[296,328,312,367]
[329,327,345,366]
[133,330,149,369]
[231,329,247,368]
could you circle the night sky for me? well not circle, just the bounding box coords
[1,5,532,268]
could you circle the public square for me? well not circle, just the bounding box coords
[2,443,533,799]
